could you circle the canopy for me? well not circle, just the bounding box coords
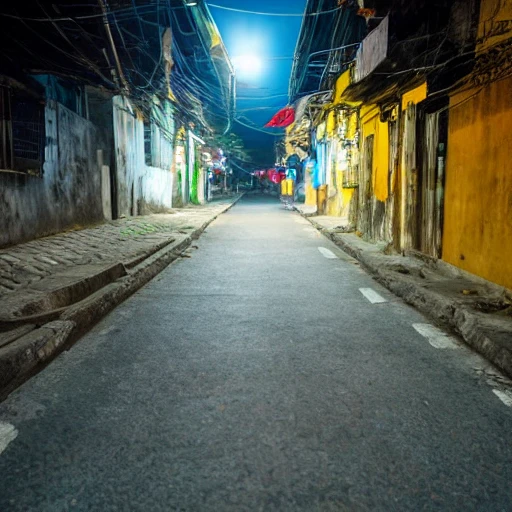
[264,107,295,128]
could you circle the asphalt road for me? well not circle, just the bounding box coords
[1,195,511,511]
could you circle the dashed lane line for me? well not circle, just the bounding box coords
[359,287,387,304]
[0,422,18,456]
[493,389,512,407]
[412,323,459,349]
[318,247,338,259]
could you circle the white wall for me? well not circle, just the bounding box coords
[113,96,174,216]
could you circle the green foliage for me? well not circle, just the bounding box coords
[191,157,200,205]
[120,223,158,237]
[177,169,183,197]
[208,132,250,164]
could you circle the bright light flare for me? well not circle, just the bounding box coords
[232,55,263,76]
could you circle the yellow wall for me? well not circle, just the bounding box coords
[477,0,512,52]
[325,108,359,218]
[334,69,353,104]
[443,75,512,289]
[304,160,317,207]
[318,70,360,217]
[285,124,294,156]
[305,183,317,206]
[401,82,427,111]
[326,110,336,135]
[443,0,512,287]
[361,105,389,202]
[326,185,355,217]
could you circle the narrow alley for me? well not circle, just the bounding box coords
[1,195,511,511]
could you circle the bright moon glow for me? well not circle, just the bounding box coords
[232,55,263,76]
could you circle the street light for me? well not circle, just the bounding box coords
[232,55,263,77]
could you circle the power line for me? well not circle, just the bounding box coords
[230,159,254,175]
[237,93,290,100]
[237,106,282,112]
[11,9,116,89]
[234,118,284,136]
[206,3,343,17]
[0,4,182,22]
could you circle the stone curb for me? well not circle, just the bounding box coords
[298,210,512,379]
[0,195,244,401]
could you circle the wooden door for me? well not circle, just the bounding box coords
[418,109,447,257]
[359,134,374,237]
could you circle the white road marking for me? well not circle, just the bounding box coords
[493,389,512,407]
[0,422,18,455]
[412,323,459,349]
[359,288,387,304]
[318,247,338,259]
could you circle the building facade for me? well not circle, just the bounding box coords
[287,0,511,288]
[0,0,234,248]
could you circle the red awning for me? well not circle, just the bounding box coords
[264,106,295,128]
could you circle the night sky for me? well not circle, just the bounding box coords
[210,0,307,168]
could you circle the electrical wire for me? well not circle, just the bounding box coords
[14,5,225,140]
[97,3,232,132]
[234,118,284,136]
[11,9,116,89]
[230,159,254,175]
[1,1,252,132]
[1,0,280,153]
[121,3,163,89]
[237,93,290,100]
[0,3,182,22]
[237,106,282,112]
[289,1,322,98]
[206,2,343,17]
[184,2,234,133]
[169,5,233,128]
[170,40,226,108]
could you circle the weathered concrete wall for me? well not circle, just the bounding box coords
[87,87,116,220]
[0,100,104,248]
[443,75,512,289]
[141,120,174,213]
[113,96,174,216]
[101,164,112,220]
[139,166,173,214]
[113,96,140,217]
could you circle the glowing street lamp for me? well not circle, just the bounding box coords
[232,55,263,77]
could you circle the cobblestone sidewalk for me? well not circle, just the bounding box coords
[0,196,243,398]
[0,200,236,301]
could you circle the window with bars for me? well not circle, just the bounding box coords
[0,85,45,175]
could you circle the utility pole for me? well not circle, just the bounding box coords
[98,0,130,93]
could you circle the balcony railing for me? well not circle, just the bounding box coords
[354,15,389,83]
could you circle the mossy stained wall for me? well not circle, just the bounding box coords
[443,75,512,289]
